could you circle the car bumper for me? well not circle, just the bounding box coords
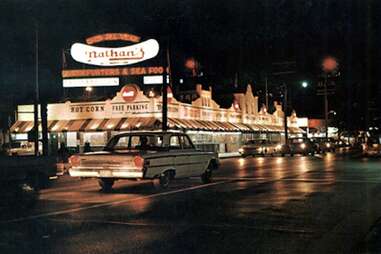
[69,168,144,178]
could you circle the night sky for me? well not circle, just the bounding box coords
[0,0,380,130]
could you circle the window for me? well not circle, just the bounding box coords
[169,135,181,149]
[180,135,194,149]
[114,136,130,150]
[106,134,164,152]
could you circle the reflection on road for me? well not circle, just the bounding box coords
[1,155,381,254]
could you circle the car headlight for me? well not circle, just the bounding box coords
[326,143,331,148]
[276,144,282,150]
[300,143,306,149]
[238,148,244,153]
[258,147,263,152]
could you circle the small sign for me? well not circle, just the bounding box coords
[63,78,119,87]
[143,75,163,84]
[121,85,138,102]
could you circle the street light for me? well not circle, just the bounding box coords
[281,81,309,145]
[321,56,339,139]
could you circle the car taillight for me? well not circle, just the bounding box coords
[134,156,144,168]
[69,155,80,167]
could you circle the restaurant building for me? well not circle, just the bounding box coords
[9,83,304,154]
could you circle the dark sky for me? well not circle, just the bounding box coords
[0,0,380,129]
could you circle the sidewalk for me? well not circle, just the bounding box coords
[218,152,241,158]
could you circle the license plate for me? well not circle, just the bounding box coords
[100,170,112,177]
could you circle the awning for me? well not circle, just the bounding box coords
[10,121,29,133]
[10,120,57,133]
[118,117,160,130]
[230,122,252,132]
[84,119,105,131]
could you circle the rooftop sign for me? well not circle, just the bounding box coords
[71,39,160,66]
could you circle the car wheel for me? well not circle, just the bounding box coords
[26,174,41,191]
[98,178,114,193]
[153,171,171,189]
[201,170,212,184]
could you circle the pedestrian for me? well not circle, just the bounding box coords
[57,142,69,163]
[84,141,92,153]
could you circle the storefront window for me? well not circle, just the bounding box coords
[82,132,107,147]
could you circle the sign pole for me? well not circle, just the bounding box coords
[34,22,40,156]
[282,83,289,145]
[162,42,170,132]
[324,75,329,139]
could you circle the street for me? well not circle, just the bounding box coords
[1,154,381,253]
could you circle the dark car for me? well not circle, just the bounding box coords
[281,138,316,156]
[310,138,336,153]
[239,139,283,157]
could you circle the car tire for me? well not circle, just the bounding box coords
[98,178,114,193]
[26,173,41,191]
[201,170,212,184]
[153,171,171,189]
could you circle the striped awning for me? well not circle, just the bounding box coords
[9,118,305,134]
[10,120,57,133]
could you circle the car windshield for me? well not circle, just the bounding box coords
[105,134,165,152]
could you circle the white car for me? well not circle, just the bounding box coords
[69,131,219,192]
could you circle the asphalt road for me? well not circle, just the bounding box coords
[1,154,381,254]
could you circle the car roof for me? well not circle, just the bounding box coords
[112,130,184,137]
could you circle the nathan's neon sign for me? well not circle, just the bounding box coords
[71,39,159,66]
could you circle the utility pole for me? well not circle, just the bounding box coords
[265,75,269,109]
[162,42,171,131]
[34,22,39,156]
[324,75,329,139]
[282,83,288,145]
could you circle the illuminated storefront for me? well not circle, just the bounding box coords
[9,32,304,154]
[10,84,304,154]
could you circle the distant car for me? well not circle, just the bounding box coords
[310,138,336,153]
[5,141,41,156]
[281,138,316,156]
[362,137,381,157]
[238,140,282,157]
[69,131,219,192]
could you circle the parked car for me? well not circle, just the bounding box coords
[362,137,381,157]
[4,141,42,156]
[0,154,59,211]
[281,138,316,156]
[238,139,282,157]
[310,138,336,153]
[68,131,219,192]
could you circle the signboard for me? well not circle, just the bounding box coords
[121,85,138,102]
[62,66,166,78]
[143,75,163,84]
[70,39,160,66]
[86,33,141,45]
[63,77,119,87]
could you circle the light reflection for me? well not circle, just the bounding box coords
[238,158,245,167]
[256,157,264,164]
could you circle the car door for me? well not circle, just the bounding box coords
[169,135,187,177]
[180,135,207,176]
